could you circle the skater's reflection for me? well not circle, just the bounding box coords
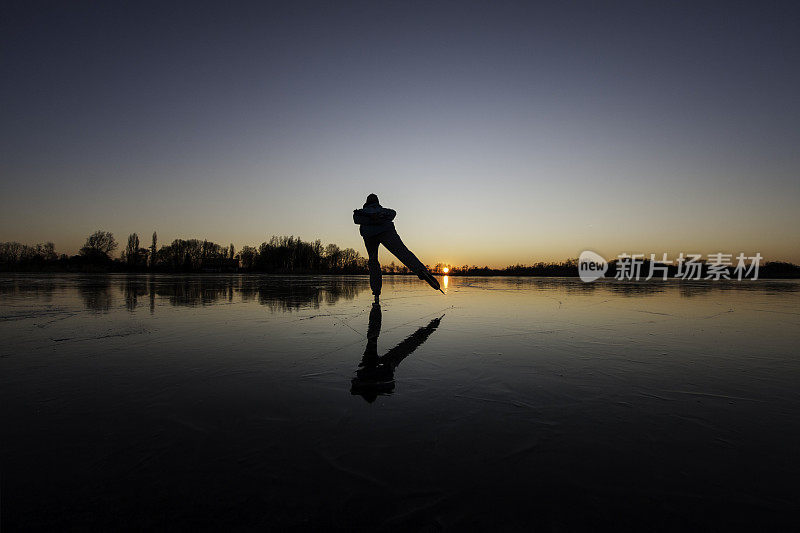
[351,303,444,403]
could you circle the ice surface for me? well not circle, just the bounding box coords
[2,274,799,529]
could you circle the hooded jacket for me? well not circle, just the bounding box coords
[353,201,397,237]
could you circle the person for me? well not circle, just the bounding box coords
[350,302,444,402]
[353,194,442,302]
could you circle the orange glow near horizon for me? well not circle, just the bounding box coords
[442,267,449,273]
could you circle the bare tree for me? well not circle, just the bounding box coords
[239,246,256,270]
[80,230,117,259]
[126,233,140,266]
[150,232,157,269]
[324,243,342,270]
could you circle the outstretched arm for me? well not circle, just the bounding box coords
[354,208,396,225]
[353,209,372,225]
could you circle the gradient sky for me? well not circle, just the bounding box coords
[2,1,799,266]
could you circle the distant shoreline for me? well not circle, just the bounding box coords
[2,272,799,280]
[3,234,799,278]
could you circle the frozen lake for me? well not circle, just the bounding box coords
[2,274,799,529]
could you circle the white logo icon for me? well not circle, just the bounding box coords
[579,250,607,282]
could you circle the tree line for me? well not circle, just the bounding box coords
[0,230,370,273]
[2,230,799,277]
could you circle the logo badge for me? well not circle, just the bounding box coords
[579,250,607,282]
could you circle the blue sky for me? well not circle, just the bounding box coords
[2,1,798,265]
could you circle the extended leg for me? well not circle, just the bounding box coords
[379,231,426,275]
[363,235,382,296]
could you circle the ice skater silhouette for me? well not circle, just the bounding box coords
[353,193,442,302]
[350,302,444,402]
